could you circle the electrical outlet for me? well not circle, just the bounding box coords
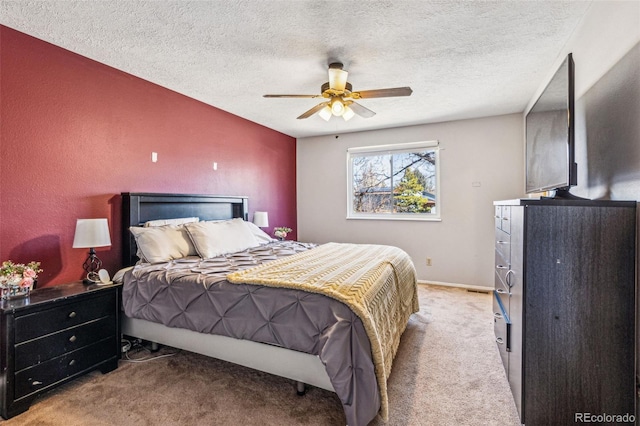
[426,257,432,266]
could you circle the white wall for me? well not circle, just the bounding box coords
[297,114,523,287]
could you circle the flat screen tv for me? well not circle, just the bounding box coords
[525,53,578,198]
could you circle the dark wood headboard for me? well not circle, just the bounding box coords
[121,192,249,266]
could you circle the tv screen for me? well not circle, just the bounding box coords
[525,54,576,195]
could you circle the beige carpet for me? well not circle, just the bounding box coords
[2,285,521,426]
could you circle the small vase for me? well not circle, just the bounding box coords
[1,284,31,300]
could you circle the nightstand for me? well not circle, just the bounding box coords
[0,281,122,419]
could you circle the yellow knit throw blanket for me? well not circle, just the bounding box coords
[226,242,419,420]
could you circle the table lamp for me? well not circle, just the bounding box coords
[72,218,111,284]
[253,211,269,228]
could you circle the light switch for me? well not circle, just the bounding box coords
[151,152,158,163]
[213,162,218,170]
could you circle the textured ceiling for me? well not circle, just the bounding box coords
[0,1,592,138]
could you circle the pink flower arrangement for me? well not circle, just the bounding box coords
[274,227,292,240]
[0,260,42,290]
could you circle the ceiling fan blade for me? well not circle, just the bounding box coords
[264,94,321,98]
[351,87,413,99]
[297,102,329,119]
[328,64,348,92]
[349,102,376,118]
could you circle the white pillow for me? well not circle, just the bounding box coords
[185,218,260,258]
[244,221,276,244]
[144,217,199,227]
[129,225,198,263]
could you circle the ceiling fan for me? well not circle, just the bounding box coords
[263,62,412,121]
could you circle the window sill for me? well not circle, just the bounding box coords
[346,214,441,222]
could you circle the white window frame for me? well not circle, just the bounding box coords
[346,140,441,221]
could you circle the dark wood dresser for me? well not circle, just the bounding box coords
[493,198,636,425]
[0,281,121,419]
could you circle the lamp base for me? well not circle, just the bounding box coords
[83,271,101,285]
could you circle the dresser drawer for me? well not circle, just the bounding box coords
[495,228,511,262]
[14,317,116,371]
[494,271,510,316]
[500,206,511,234]
[494,254,513,293]
[495,205,511,233]
[14,292,115,343]
[493,291,510,370]
[14,338,115,399]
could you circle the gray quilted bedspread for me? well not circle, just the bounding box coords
[122,241,380,426]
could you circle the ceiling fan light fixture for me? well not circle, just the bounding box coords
[342,106,355,121]
[330,98,345,116]
[263,62,412,121]
[319,105,332,121]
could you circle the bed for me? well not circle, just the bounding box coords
[118,192,418,426]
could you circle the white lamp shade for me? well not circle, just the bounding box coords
[318,105,332,121]
[342,105,355,121]
[72,218,112,248]
[253,211,269,228]
[328,67,348,92]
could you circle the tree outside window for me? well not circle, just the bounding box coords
[347,141,440,220]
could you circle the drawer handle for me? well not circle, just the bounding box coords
[496,265,508,270]
[32,380,43,386]
[496,288,509,295]
[493,312,502,319]
[69,359,76,367]
[69,335,77,343]
[496,240,509,245]
[496,337,504,345]
[505,270,515,288]
[68,311,77,318]
[502,217,509,221]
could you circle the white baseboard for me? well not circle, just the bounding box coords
[418,279,493,293]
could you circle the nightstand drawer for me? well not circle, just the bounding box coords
[15,317,116,371]
[14,292,114,343]
[14,338,115,399]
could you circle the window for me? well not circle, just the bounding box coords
[347,141,440,221]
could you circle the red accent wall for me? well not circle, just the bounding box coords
[0,26,297,287]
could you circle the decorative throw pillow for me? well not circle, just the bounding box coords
[129,224,197,263]
[185,218,260,258]
[244,221,276,244]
